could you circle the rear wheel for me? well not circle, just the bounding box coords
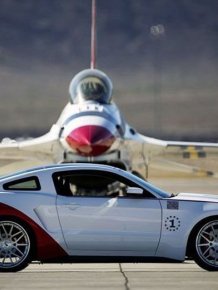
[0,220,32,272]
[194,220,218,271]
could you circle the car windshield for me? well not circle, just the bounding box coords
[141,181,172,198]
[122,170,172,198]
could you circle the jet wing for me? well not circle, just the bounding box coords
[124,133,218,178]
[0,125,63,175]
[145,137,218,178]
[157,140,218,177]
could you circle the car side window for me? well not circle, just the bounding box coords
[54,173,123,197]
[3,176,41,191]
[53,170,153,198]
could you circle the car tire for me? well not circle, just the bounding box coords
[0,219,33,272]
[193,219,218,271]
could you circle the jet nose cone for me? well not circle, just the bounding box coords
[66,125,115,156]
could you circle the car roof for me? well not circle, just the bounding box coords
[0,163,122,180]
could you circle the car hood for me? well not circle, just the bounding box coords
[174,192,218,203]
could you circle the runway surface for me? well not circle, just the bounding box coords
[1,262,218,290]
[1,177,218,290]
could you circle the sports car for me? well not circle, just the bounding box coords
[0,163,218,272]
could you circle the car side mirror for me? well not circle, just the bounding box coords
[126,187,143,195]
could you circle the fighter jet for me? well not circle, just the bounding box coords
[0,0,218,178]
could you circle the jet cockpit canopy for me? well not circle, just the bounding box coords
[69,69,113,104]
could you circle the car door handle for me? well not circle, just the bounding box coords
[66,203,80,209]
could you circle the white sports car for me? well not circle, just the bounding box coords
[0,163,218,272]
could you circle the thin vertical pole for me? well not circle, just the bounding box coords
[91,0,97,69]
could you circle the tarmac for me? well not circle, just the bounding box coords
[1,262,218,290]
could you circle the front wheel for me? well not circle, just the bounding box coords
[194,219,218,271]
[0,220,32,272]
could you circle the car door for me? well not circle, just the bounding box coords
[54,169,162,255]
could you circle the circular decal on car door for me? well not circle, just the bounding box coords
[164,216,181,231]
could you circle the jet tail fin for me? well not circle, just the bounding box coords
[91,0,97,69]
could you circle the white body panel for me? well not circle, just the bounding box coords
[57,196,161,255]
